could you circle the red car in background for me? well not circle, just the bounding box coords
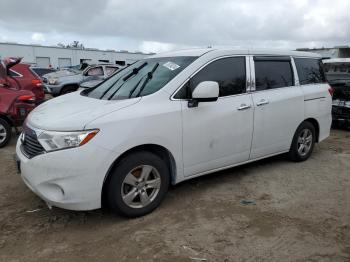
[0,57,36,147]
[7,58,45,104]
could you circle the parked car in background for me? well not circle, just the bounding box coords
[30,67,57,94]
[30,67,56,78]
[323,59,350,129]
[329,81,350,128]
[78,63,131,91]
[0,58,36,147]
[323,58,350,83]
[6,58,45,104]
[43,64,120,96]
[16,48,332,217]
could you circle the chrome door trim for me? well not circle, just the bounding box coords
[290,56,300,86]
[248,56,256,92]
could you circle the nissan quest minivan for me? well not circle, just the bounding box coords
[16,48,332,217]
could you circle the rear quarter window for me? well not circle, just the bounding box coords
[294,58,326,85]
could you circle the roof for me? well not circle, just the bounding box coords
[248,49,321,57]
[323,58,350,64]
[150,48,321,58]
[150,48,213,58]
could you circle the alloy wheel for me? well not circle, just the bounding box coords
[297,128,313,157]
[121,165,161,209]
[0,123,7,144]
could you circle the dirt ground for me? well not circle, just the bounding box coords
[0,129,349,262]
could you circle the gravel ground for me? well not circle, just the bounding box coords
[0,129,349,262]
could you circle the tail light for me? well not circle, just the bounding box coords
[32,79,43,86]
[17,95,36,102]
[328,86,335,97]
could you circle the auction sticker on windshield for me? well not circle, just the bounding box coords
[163,62,180,71]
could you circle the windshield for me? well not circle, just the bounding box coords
[86,56,197,100]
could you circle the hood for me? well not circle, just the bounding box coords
[0,57,22,78]
[27,92,141,131]
[80,79,104,89]
[44,69,81,79]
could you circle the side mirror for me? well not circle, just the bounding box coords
[188,81,219,108]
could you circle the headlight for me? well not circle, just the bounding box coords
[37,129,99,152]
[48,78,58,85]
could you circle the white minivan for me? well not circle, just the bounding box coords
[16,48,332,217]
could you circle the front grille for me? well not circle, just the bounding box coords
[333,106,350,118]
[21,128,45,159]
[42,77,48,83]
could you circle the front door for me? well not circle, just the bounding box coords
[177,56,254,177]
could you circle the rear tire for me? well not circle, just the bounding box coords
[0,118,12,148]
[106,151,170,217]
[288,121,316,162]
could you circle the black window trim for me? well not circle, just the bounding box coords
[171,55,249,101]
[252,56,295,92]
[253,56,291,62]
[8,69,22,78]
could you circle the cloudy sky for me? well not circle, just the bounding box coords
[0,0,349,53]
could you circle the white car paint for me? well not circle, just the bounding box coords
[16,48,332,211]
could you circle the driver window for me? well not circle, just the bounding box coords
[174,57,246,99]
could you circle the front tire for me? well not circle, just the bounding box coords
[288,121,316,162]
[60,85,77,95]
[0,119,11,148]
[106,151,170,217]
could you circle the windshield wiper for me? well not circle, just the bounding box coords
[99,62,148,99]
[128,75,147,98]
[122,62,148,81]
[133,63,159,97]
[99,74,125,99]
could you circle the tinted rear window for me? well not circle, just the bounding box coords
[294,58,326,85]
[255,59,294,91]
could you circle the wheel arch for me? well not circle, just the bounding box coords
[60,83,79,94]
[0,114,13,127]
[304,118,320,142]
[101,143,177,208]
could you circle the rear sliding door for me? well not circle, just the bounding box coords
[250,56,304,159]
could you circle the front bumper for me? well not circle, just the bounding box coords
[16,137,117,211]
[332,115,350,126]
[42,84,52,94]
[45,83,64,96]
[332,103,350,127]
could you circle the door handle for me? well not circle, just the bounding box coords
[237,104,251,110]
[256,99,269,106]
